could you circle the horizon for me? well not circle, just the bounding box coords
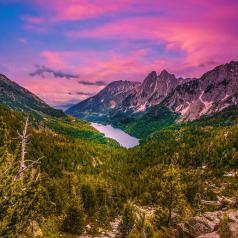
[1,0,238,108]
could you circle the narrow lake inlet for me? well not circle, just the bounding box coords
[91,123,139,148]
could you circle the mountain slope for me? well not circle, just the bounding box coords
[119,70,180,113]
[66,80,140,121]
[67,61,238,139]
[66,70,187,121]
[164,61,238,121]
[0,74,64,117]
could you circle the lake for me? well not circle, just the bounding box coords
[91,123,139,148]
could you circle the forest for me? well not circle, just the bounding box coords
[1,104,238,237]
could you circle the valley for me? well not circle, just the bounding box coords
[1,0,238,236]
[1,61,238,238]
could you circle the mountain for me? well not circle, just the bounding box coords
[67,61,238,131]
[164,61,238,121]
[0,74,64,117]
[119,70,190,113]
[66,70,187,120]
[66,80,140,121]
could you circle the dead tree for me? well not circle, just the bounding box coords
[17,117,42,180]
[18,117,29,179]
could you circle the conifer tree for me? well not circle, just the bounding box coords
[158,165,186,227]
[118,204,134,238]
[80,184,96,216]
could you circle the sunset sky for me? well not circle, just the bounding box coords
[0,0,237,109]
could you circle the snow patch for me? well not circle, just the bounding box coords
[199,91,212,115]
[222,94,230,101]
[110,101,116,108]
[135,103,147,112]
[180,104,190,115]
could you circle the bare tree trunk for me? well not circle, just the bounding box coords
[18,117,29,179]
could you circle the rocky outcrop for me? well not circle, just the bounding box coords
[66,80,140,119]
[165,61,238,121]
[67,61,238,124]
[120,70,180,113]
[176,210,238,238]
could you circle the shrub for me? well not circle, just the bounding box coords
[61,205,84,235]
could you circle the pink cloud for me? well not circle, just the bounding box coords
[12,0,238,106]
[66,0,238,76]
[26,0,134,23]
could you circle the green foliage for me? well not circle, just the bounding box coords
[61,205,85,235]
[0,118,44,236]
[2,100,238,237]
[218,214,231,238]
[157,165,186,227]
[152,207,168,229]
[118,204,135,238]
[144,222,154,238]
[81,184,96,216]
[124,105,179,138]
[45,117,116,144]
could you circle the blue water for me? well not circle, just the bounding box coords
[91,123,139,148]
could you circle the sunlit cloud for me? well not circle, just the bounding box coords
[29,65,79,79]
[78,80,107,86]
[1,0,237,107]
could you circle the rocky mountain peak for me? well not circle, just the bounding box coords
[67,61,238,124]
[159,69,171,78]
[165,61,238,121]
[141,71,157,86]
[66,80,140,118]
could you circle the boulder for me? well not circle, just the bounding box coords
[176,210,238,238]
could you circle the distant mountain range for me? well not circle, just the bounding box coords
[0,74,64,117]
[1,61,237,138]
[67,61,238,125]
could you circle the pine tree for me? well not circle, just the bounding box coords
[158,165,186,227]
[80,184,96,216]
[61,205,84,235]
[118,204,134,238]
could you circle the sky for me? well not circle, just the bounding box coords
[0,0,238,109]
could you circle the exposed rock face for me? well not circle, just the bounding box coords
[66,80,140,119]
[165,61,238,121]
[176,210,238,238]
[120,70,180,112]
[67,61,238,124]
[67,70,187,119]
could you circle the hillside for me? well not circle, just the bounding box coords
[1,63,238,237]
[0,74,64,117]
[3,100,238,237]
[66,80,140,121]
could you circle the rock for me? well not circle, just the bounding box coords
[67,61,238,123]
[176,210,238,238]
[86,224,91,230]
[30,220,43,237]
[229,222,238,237]
[197,231,219,238]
